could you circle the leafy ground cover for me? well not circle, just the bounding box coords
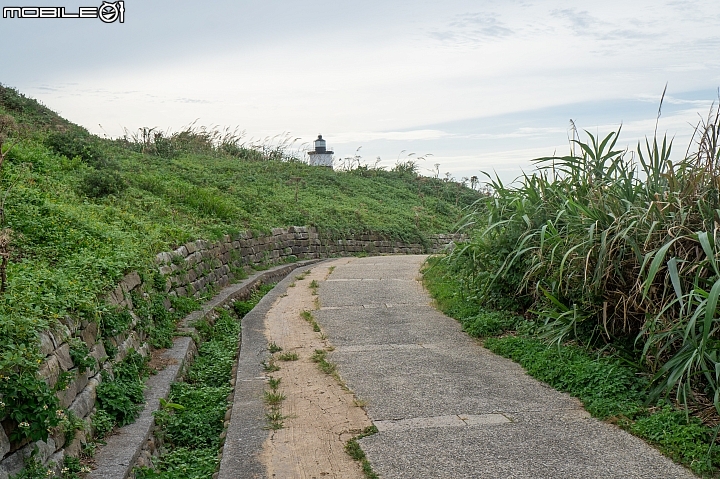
[135,284,273,479]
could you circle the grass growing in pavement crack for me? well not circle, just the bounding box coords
[268,342,283,353]
[346,425,380,479]
[262,357,280,372]
[264,376,287,430]
[301,309,322,332]
[277,352,299,361]
[311,349,336,375]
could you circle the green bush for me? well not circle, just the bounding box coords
[44,127,107,167]
[91,409,115,439]
[78,168,127,198]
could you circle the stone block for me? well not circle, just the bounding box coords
[53,343,73,371]
[57,377,78,409]
[59,315,80,335]
[63,430,86,458]
[74,369,90,397]
[158,265,172,276]
[185,241,197,254]
[69,377,100,420]
[173,245,188,258]
[38,332,55,357]
[0,425,9,457]
[120,272,142,293]
[2,439,56,476]
[46,451,64,477]
[176,287,187,297]
[155,251,172,265]
[89,342,107,369]
[80,322,99,348]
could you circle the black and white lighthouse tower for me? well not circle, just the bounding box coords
[307,134,334,168]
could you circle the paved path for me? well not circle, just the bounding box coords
[221,255,696,478]
[314,255,695,479]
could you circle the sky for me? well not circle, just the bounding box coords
[1,0,719,184]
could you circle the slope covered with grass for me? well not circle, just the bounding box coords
[0,84,480,451]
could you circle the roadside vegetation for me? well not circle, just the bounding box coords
[424,101,720,476]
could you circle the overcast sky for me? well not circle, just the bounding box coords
[1,0,719,184]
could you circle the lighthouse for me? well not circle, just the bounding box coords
[307,134,334,168]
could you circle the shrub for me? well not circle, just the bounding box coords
[78,168,127,198]
[44,127,107,167]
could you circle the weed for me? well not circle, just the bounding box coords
[277,352,299,361]
[91,409,115,440]
[295,270,310,281]
[267,377,281,389]
[264,390,286,406]
[345,425,379,479]
[300,310,313,321]
[311,349,336,375]
[309,279,319,294]
[268,342,283,353]
[265,410,286,430]
[96,350,149,427]
[262,358,280,373]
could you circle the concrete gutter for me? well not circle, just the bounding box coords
[88,260,321,479]
[217,259,327,479]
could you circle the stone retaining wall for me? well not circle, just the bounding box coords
[157,227,463,300]
[0,227,464,478]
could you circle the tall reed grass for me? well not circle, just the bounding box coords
[447,102,720,414]
[118,123,306,162]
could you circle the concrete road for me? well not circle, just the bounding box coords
[315,255,695,479]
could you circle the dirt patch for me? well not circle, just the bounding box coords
[147,348,178,373]
[261,260,372,478]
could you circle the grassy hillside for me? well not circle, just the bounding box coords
[0,84,480,452]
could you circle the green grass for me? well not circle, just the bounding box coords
[277,352,299,361]
[345,426,379,479]
[311,349,337,375]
